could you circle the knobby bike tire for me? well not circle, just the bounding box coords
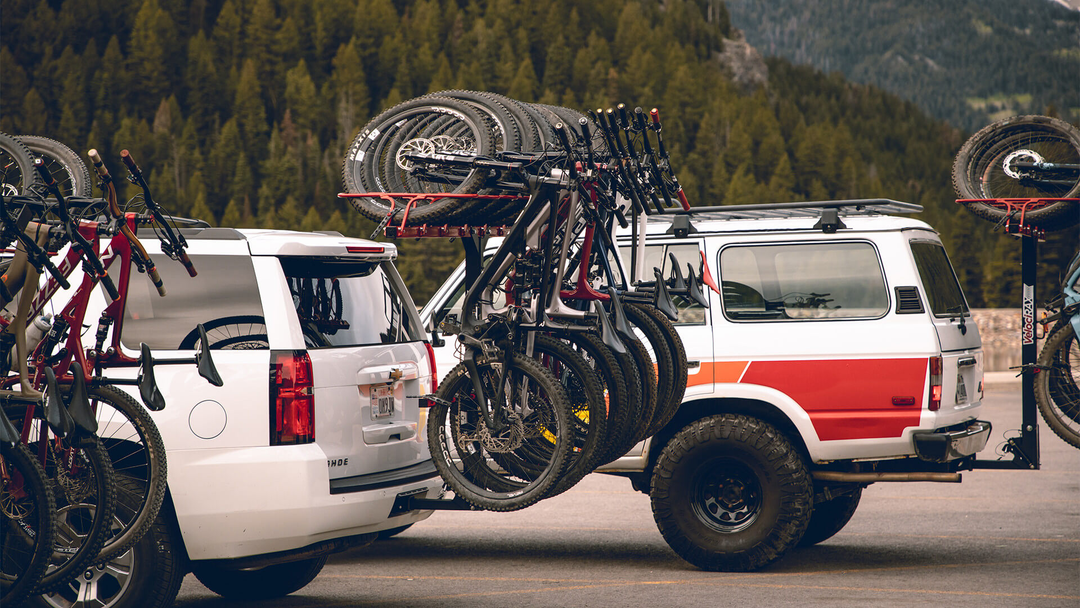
[0,132,44,196]
[629,302,688,437]
[342,97,495,226]
[30,435,116,594]
[952,115,1080,230]
[18,135,94,199]
[1034,321,1080,449]
[557,331,639,467]
[423,90,526,154]
[620,324,658,451]
[1,440,57,606]
[89,384,168,564]
[528,335,609,498]
[623,302,675,444]
[428,355,573,511]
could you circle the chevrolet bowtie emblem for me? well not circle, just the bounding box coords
[389,368,404,382]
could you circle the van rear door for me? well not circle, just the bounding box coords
[909,239,984,412]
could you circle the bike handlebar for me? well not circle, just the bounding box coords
[33,158,119,299]
[121,149,196,278]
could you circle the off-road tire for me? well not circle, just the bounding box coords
[651,414,813,572]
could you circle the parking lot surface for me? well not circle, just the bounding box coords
[174,384,1079,607]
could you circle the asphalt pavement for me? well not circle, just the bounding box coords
[174,383,1079,607]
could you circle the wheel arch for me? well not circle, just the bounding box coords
[652,396,814,470]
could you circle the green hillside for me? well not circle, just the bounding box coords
[724,0,1080,132]
[0,0,1067,304]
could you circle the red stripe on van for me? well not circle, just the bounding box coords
[739,358,927,440]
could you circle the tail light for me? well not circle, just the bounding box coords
[423,341,438,395]
[928,356,943,411]
[270,350,314,445]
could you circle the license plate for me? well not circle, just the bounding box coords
[371,385,394,418]
[955,374,968,404]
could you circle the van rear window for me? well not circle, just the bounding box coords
[719,242,888,321]
[910,241,969,317]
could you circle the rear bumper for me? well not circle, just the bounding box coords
[913,420,992,463]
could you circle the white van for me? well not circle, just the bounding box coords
[420,200,990,571]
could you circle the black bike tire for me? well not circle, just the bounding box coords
[528,335,609,498]
[423,90,525,153]
[342,96,495,226]
[177,315,268,350]
[428,355,572,511]
[556,331,639,466]
[31,435,116,594]
[0,132,44,196]
[623,303,675,443]
[90,384,168,564]
[0,440,57,606]
[380,114,488,225]
[630,301,688,437]
[1034,321,1080,448]
[621,324,658,449]
[952,115,1080,230]
[18,135,94,198]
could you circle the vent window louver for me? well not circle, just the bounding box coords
[895,286,924,314]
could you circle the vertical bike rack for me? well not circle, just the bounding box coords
[962,198,1068,471]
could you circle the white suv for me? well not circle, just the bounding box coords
[37,227,443,608]
[421,200,990,571]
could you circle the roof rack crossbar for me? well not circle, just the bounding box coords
[669,198,923,216]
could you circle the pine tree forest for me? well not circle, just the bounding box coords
[1,0,1071,305]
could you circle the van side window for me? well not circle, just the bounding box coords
[910,241,969,317]
[613,242,707,325]
[719,242,888,321]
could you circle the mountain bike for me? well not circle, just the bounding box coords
[952,114,1080,231]
[1034,248,1080,448]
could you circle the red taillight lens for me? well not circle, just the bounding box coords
[928,356,943,411]
[270,350,314,445]
[424,341,438,395]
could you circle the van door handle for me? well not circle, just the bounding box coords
[362,422,417,444]
[958,357,977,367]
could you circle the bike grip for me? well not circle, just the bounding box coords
[178,249,198,277]
[650,108,661,124]
[634,107,648,130]
[100,272,120,301]
[617,104,630,128]
[33,158,62,198]
[147,264,167,296]
[87,149,111,178]
[120,149,143,179]
[677,188,690,211]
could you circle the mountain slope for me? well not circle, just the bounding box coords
[724,0,1080,131]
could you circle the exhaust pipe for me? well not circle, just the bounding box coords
[813,471,962,483]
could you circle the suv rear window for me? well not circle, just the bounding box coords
[910,240,969,317]
[719,242,889,321]
[123,254,265,350]
[279,258,422,348]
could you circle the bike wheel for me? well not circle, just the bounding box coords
[29,435,116,594]
[89,385,167,564]
[342,96,495,226]
[628,302,688,437]
[528,335,609,498]
[952,115,1080,230]
[1035,321,1080,448]
[1,440,57,606]
[18,136,93,199]
[428,354,573,511]
[177,315,268,350]
[0,132,44,196]
[623,302,677,443]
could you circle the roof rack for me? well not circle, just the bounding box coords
[666,198,922,220]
